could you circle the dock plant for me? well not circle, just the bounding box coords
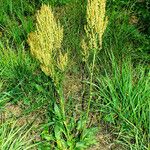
[81,0,108,118]
[27,4,68,89]
[27,4,97,149]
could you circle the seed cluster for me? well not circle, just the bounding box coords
[82,0,108,61]
[27,5,68,86]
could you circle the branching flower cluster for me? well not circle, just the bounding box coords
[82,0,108,62]
[27,2,108,148]
[28,5,68,87]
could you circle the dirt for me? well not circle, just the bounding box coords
[89,133,112,150]
[1,102,43,125]
[0,102,44,142]
[129,15,138,25]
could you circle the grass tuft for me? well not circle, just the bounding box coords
[95,53,149,149]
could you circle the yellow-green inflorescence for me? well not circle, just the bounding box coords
[27,4,68,87]
[81,0,108,62]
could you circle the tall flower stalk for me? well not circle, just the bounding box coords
[27,5,68,120]
[81,0,108,118]
[27,2,108,148]
[27,5,70,148]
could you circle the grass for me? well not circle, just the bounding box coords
[0,0,149,149]
[93,53,149,149]
[0,119,37,150]
[0,41,55,113]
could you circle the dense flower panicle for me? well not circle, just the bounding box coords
[27,5,67,86]
[36,5,63,50]
[87,0,108,48]
[81,39,89,62]
[82,0,108,61]
[57,51,68,72]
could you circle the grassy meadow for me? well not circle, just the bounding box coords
[0,0,149,149]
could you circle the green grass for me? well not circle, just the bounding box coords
[103,1,150,64]
[0,120,37,150]
[0,41,55,112]
[0,0,149,149]
[93,53,149,149]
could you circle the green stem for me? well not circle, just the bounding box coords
[58,86,65,119]
[58,86,70,140]
[86,49,97,119]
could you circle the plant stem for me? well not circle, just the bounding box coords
[86,49,97,119]
[58,86,65,119]
[81,61,86,110]
[58,86,70,139]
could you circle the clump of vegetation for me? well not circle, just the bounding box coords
[0,120,37,150]
[28,4,99,149]
[95,53,149,149]
[0,0,149,149]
